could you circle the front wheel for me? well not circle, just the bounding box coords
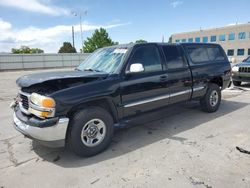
[200,83,221,113]
[69,107,114,157]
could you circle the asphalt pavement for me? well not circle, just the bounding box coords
[0,69,250,188]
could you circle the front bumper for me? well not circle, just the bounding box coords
[13,110,69,148]
[232,73,250,83]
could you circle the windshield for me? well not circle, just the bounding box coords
[77,47,128,74]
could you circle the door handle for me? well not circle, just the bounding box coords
[159,75,168,82]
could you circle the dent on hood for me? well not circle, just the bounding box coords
[17,71,108,95]
[16,71,108,88]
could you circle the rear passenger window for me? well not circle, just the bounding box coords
[207,47,225,61]
[162,46,186,69]
[187,47,210,63]
[186,45,225,64]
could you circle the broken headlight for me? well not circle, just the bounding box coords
[29,93,55,118]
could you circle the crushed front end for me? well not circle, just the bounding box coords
[12,90,69,148]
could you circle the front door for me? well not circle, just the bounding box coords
[120,44,169,117]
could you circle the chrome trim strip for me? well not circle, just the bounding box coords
[18,102,31,114]
[29,102,55,113]
[124,93,170,108]
[124,89,192,108]
[124,86,206,108]
[193,86,205,92]
[170,89,191,97]
[19,90,31,97]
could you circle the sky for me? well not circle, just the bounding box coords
[0,0,249,53]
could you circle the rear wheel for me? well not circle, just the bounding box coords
[69,107,114,157]
[233,81,241,86]
[200,83,221,113]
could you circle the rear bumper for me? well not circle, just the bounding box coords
[13,110,69,148]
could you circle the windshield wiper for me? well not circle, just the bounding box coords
[75,67,81,71]
[84,68,102,72]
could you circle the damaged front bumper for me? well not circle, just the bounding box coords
[13,107,69,148]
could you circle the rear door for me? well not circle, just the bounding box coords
[120,44,170,117]
[161,45,192,104]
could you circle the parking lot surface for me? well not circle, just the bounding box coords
[0,69,250,188]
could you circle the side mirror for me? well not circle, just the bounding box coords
[128,63,144,73]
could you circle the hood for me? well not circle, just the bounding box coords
[237,62,250,67]
[16,70,108,87]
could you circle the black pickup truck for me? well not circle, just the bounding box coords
[12,43,231,156]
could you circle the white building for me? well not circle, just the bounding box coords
[171,23,250,63]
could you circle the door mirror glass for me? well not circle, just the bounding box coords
[129,63,144,73]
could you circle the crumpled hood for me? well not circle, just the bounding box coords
[16,70,108,87]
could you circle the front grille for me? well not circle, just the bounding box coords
[239,67,250,73]
[20,93,29,110]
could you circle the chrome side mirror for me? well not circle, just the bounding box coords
[129,63,144,73]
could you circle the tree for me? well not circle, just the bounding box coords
[11,46,44,54]
[30,48,44,53]
[83,28,117,53]
[58,42,77,53]
[168,36,173,43]
[135,39,147,43]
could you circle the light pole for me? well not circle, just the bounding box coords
[72,26,75,48]
[72,10,87,53]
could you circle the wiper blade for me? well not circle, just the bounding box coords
[75,67,81,71]
[84,68,94,71]
[84,68,102,72]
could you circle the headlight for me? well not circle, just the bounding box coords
[232,66,239,72]
[30,93,55,108]
[29,93,55,118]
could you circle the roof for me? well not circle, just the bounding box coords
[104,42,221,49]
[108,42,178,49]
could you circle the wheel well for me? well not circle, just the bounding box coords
[65,99,118,145]
[210,77,223,88]
[67,99,118,123]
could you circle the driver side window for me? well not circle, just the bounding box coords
[129,45,163,72]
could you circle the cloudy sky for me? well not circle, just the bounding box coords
[0,0,249,53]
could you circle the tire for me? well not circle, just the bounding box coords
[200,83,221,113]
[233,81,241,86]
[69,106,114,157]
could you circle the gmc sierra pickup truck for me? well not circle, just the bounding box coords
[12,43,231,157]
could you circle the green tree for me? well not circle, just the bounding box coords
[168,36,173,43]
[58,42,77,53]
[11,46,44,54]
[30,48,44,53]
[135,39,147,43]
[83,28,117,53]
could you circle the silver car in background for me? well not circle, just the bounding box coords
[232,56,250,86]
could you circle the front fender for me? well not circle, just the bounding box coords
[50,77,121,117]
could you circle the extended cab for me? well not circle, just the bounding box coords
[12,43,231,156]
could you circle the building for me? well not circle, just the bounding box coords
[171,23,250,63]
